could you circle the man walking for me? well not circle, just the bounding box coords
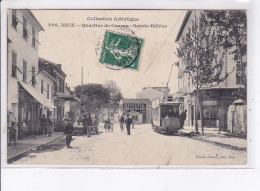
[86,113,92,137]
[40,114,47,135]
[110,117,114,132]
[119,115,124,132]
[179,110,187,129]
[125,114,133,135]
[64,120,74,148]
[93,115,99,135]
[131,116,135,129]
[8,122,17,146]
[82,114,88,136]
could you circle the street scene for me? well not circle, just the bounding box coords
[12,124,246,165]
[6,9,247,166]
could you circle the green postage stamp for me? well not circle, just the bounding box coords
[100,31,144,70]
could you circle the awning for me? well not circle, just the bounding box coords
[19,81,56,109]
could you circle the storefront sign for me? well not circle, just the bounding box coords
[123,103,146,111]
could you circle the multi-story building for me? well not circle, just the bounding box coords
[7,9,50,137]
[136,87,170,102]
[39,57,79,124]
[39,57,67,123]
[174,10,245,130]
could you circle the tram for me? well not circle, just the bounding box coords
[151,99,182,134]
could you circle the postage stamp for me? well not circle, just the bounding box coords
[100,31,144,70]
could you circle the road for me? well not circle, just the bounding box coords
[13,123,247,165]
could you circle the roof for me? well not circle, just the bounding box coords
[233,99,245,105]
[27,10,45,31]
[56,92,80,102]
[121,98,150,104]
[39,69,58,82]
[128,111,143,115]
[39,57,67,77]
[161,101,182,105]
[175,11,192,42]
[19,81,55,108]
[142,86,170,93]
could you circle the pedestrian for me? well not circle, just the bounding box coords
[93,115,99,135]
[82,114,88,136]
[64,120,74,148]
[131,116,135,129]
[179,110,187,129]
[40,114,47,135]
[119,115,125,132]
[110,117,114,132]
[47,118,53,137]
[107,117,111,132]
[125,114,133,135]
[8,122,17,146]
[104,119,108,132]
[87,113,92,137]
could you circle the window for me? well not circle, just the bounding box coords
[236,61,246,85]
[12,10,18,28]
[203,105,218,120]
[11,52,17,77]
[51,85,54,99]
[32,27,36,47]
[47,83,50,99]
[23,60,27,82]
[41,80,44,94]
[58,77,64,93]
[32,66,36,86]
[23,17,28,39]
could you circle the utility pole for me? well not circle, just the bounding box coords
[80,66,83,120]
[165,64,174,101]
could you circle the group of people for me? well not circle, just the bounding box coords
[82,113,99,137]
[103,117,113,132]
[119,114,134,135]
[40,114,54,137]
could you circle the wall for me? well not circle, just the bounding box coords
[136,88,165,101]
[7,10,42,127]
[36,70,55,116]
[227,105,247,135]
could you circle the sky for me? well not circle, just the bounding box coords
[32,10,185,98]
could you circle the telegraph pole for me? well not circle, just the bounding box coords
[80,66,83,120]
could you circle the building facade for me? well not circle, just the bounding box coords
[136,87,170,101]
[39,57,70,124]
[174,10,245,130]
[119,98,152,124]
[7,9,49,137]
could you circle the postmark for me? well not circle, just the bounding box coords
[99,30,144,70]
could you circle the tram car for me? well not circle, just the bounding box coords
[152,99,182,134]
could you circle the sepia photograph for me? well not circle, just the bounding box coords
[5,9,248,166]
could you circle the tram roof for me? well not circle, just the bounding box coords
[160,101,182,105]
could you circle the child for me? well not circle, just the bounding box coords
[8,122,17,146]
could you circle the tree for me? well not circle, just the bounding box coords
[204,10,247,101]
[74,83,110,114]
[104,80,123,103]
[176,11,230,135]
[103,80,123,117]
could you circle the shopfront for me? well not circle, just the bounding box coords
[18,81,55,138]
[120,99,151,124]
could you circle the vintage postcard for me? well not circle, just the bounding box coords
[3,9,248,166]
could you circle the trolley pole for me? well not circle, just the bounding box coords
[165,64,174,101]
